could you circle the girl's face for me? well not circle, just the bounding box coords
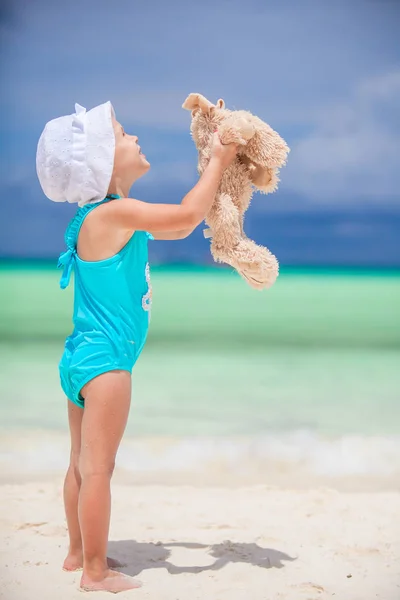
[112,117,150,182]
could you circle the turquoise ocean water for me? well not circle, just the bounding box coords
[1,267,399,487]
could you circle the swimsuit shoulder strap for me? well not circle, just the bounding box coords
[57,194,120,289]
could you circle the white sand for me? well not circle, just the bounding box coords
[1,481,399,600]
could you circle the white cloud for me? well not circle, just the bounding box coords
[282,69,400,202]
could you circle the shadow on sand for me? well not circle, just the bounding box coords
[107,539,296,577]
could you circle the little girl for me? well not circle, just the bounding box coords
[36,101,237,593]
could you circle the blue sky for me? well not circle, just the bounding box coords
[1,0,400,262]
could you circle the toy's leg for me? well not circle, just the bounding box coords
[234,206,279,290]
[206,193,242,253]
[207,195,279,290]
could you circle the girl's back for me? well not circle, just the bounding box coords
[58,194,153,408]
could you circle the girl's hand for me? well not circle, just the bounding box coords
[211,131,238,170]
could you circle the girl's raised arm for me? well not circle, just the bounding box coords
[106,133,237,234]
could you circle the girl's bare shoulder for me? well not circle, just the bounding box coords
[77,201,134,261]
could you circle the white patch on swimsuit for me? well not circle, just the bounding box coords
[141,262,152,316]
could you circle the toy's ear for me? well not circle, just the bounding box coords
[182,93,215,116]
[216,98,225,109]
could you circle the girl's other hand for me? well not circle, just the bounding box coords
[211,131,238,170]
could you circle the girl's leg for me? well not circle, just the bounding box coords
[63,400,84,570]
[78,370,141,592]
[62,397,127,572]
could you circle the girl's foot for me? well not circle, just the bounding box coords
[80,570,142,593]
[63,552,125,572]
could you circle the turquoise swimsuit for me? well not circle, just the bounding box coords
[58,194,153,408]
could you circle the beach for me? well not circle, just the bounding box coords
[1,268,400,598]
[1,479,400,600]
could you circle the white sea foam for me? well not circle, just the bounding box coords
[1,430,400,488]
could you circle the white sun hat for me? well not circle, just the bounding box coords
[36,101,116,207]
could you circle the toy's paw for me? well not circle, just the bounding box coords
[211,238,279,290]
[232,241,279,290]
[235,117,255,141]
[219,117,256,146]
[250,166,279,194]
[237,265,277,290]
